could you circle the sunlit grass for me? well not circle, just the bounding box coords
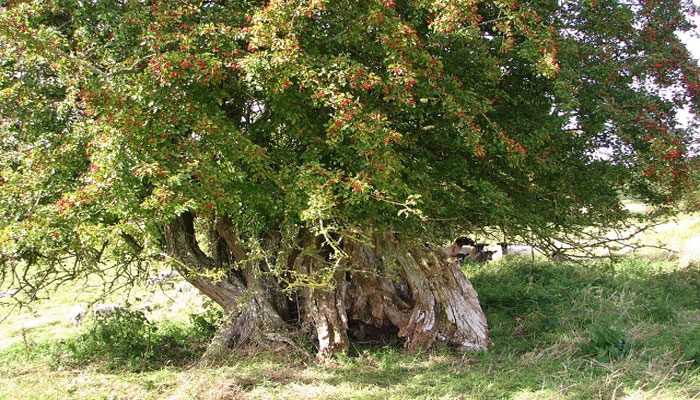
[0,272,209,352]
[1,213,699,399]
[633,213,700,264]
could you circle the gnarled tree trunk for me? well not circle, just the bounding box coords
[286,232,487,355]
[290,235,351,356]
[164,213,487,357]
[341,232,487,352]
[164,213,292,361]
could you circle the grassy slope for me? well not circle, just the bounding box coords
[1,215,699,400]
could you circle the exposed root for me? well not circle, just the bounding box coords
[199,321,308,366]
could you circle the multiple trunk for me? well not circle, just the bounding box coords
[340,233,488,352]
[163,213,488,357]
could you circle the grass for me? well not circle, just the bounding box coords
[622,204,700,263]
[1,216,699,399]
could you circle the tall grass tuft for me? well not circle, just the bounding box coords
[467,257,700,365]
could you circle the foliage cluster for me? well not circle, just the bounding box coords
[1,0,699,302]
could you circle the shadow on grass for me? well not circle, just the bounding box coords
[2,258,698,399]
[221,257,700,399]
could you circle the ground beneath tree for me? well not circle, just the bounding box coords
[1,254,699,400]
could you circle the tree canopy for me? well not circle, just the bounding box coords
[1,0,699,355]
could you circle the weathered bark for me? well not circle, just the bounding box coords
[343,233,488,352]
[165,212,487,357]
[290,235,350,356]
[306,283,350,356]
[200,293,291,361]
[164,212,291,361]
[164,212,245,311]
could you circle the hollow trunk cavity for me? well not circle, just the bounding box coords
[164,213,487,357]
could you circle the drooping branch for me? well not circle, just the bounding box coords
[521,217,675,261]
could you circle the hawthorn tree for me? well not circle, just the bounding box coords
[1,0,698,357]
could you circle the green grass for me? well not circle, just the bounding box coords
[1,251,699,398]
[624,207,700,263]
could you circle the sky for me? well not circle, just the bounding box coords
[678,13,700,59]
[677,13,700,154]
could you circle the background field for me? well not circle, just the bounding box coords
[1,211,699,400]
